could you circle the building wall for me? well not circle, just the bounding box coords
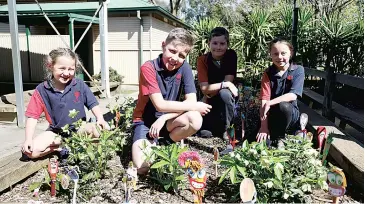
[0,34,69,82]
[92,15,177,85]
[0,22,45,34]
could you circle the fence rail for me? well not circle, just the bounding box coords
[304,67,364,90]
[303,67,363,134]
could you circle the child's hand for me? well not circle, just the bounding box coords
[97,119,110,130]
[149,117,166,138]
[224,82,238,97]
[256,127,270,143]
[21,139,33,154]
[195,102,212,116]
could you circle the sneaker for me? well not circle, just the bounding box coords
[222,131,229,141]
[220,144,233,155]
[240,178,257,203]
[20,152,31,162]
[277,139,285,150]
[197,130,213,138]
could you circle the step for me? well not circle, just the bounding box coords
[298,101,364,188]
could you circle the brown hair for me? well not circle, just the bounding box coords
[44,47,82,80]
[209,27,230,45]
[165,28,194,52]
[268,37,294,58]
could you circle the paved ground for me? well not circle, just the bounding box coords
[0,91,139,160]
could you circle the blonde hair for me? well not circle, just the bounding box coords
[44,47,82,81]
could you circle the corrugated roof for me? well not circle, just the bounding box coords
[0,0,189,27]
[0,0,154,12]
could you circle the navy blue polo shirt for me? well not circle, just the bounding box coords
[25,78,99,131]
[132,54,196,126]
[260,64,305,121]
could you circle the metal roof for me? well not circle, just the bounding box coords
[0,0,189,28]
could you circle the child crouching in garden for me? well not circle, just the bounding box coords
[131,28,212,175]
[256,38,305,149]
[21,48,109,159]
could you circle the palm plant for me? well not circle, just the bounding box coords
[319,12,360,73]
[231,9,273,80]
[189,18,223,69]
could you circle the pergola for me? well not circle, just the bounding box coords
[6,0,111,128]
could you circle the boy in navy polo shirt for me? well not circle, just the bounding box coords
[257,38,305,149]
[22,48,109,159]
[132,28,212,174]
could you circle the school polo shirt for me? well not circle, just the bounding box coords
[197,49,237,84]
[25,78,99,130]
[132,54,196,126]
[260,64,305,109]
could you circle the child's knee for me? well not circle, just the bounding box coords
[219,89,234,103]
[278,102,292,114]
[186,111,203,132]
[132,139,154,173]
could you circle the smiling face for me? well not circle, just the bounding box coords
[187,167,207,190]
[270,42,292,71]
[209,35,228,60]
[327,169,347,197]
[161,40,190,71]
[50,56,76,89]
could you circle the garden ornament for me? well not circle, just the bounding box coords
[47,158,59,197]
[241,113,246,139]
[306,132,313,142]
[240,178,257,204]
[60,173,71,190]
[123,161,138,203]
[178,151,207,204]
[295,113,308,139]
[221,126,239,155]
[213,146,219,177]
[67,166,80,204]
[317,126,327,152]
[327,166,347,204]
[321,134,334,166]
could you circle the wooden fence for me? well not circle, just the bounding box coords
[303,67,364,141]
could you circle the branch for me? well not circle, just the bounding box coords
[170,0,174,14]
[150,0,157,5]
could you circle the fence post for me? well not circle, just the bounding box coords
[322,65,335,122]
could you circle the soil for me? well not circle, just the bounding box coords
[0,136,362,203]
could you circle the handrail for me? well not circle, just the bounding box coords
[304,67,364,90]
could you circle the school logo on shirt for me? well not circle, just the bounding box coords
[74,91,81,103]
[176,73,182,81]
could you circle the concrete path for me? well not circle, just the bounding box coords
[0,91,139,160]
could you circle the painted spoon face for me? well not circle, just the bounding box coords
[299,113,308,130]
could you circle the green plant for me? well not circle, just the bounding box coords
[93,67,124,83]
[218,136,328,203]
[147,143,188,193]
[190,18,223,69]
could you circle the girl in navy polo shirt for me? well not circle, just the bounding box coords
[21,48,109,159]
[257,38,305,149]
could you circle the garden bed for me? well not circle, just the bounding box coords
[0,95,362,203]
[0,135,361,203]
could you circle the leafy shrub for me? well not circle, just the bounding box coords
[147,143,188,193]
[93,67,124,83]
[219,137,328,203]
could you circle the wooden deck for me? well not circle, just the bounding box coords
[0,152,48,192]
